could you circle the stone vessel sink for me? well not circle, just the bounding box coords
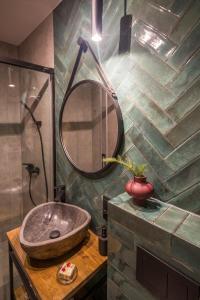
[19,202,91,260]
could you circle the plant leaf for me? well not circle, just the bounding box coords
[103,157,147,176]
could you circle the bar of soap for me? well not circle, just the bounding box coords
[58,262,76,281]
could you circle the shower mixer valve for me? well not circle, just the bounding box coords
[22,163,40,175]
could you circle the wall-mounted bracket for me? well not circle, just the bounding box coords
[63,36,118,101]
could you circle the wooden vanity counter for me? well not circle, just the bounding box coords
[7,228,107,300]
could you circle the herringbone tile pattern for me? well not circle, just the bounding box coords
[54,0,200,227]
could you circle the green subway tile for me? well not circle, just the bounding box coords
[132,20,176,59]
[168,183,200,213]
[103,174,130,200]
[165,131,200,171]
[167,79,200,121]
[127,64,175,110]
[166,105,200,147]
[148,0,174,9]
[55,0,200,221]
[123,115,133,133]
[169,22,200,68]
[104,54,135,87]
[127,106,173,156]
[109,199,171,253]
[110,192,132,207]
[128,125,173,179]
[81,183,99,204]
[107,279,129,300]
[155,206,189,233]
[108,264,136,300]
[109,218,134,249]
[108,264,155,300]
[175,214,200,247]
[108,234,136,282]
[170,0,193,16]
[168,50,200,96]
[131,42,177,85]
[170,0,200,43]
[171,236,200,282]
[127,94,175,135]
[166,157,200,193]
[140,2,178,35]
[123,132,133,153]
[119,198,168,223]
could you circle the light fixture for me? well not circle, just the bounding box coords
[92,0,103,42]
[119,0,132,54]
[8,67,15,88]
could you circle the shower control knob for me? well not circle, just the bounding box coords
[22,163,40,175]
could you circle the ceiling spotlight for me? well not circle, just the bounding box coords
[8,83,15,88]
[92,0,103,42]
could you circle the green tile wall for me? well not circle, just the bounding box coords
[54,0,200,228]
[108,193,200,299]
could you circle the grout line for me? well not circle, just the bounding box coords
[164,101,200,137]
[125,106,176,149]
[135,18,179,45]
[179,46,200,70]
[129,46,178,89]
[169,0,194,36]
[164,129,200,160]
[135,39,178,72]
[165,76,200,113]
[173,212,190,234]
[130,86,176,124]
[163,155,200,183]
[166,33,200,76]
[130,124,174,168]
[153,206,170,224]
[134,101,176,132]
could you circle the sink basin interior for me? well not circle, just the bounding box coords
[23,203,90,244]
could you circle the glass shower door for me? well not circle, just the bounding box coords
[0,62,23,299]
[0,62,54,299]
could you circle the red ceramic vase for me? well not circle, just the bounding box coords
[125,176,154,206]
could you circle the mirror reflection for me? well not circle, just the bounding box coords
[60,80,123,175]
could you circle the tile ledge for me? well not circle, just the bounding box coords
[109,193,200,250]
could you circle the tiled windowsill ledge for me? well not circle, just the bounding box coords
[108,193,200,283]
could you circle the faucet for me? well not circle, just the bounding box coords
[43,185,66,225]
[22,163,40,175]
[54,185,65,203]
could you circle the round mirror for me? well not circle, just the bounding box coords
[60,80,123,178]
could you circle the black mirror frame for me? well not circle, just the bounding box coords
[59,79,124,179]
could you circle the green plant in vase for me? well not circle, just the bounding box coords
[103,156,153,206]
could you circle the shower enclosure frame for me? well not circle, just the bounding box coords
[0,56,56,189]
[0,56,56,298]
